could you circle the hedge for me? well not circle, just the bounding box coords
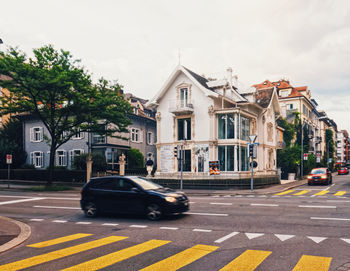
[0,169,86,182]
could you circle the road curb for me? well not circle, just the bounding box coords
[0,216,31,254]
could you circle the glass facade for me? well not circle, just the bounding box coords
[218,114,235,139]
[240,116,250,141]
[218,145,234,171]
[240,146,249,171]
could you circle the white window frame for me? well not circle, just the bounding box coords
[69,149,84,166]
[30,127,43,142]
[147,131,154,145]
[56,150,67,167]
[72,129,84,140]
[131,128,143,143]
[30,151,44,168]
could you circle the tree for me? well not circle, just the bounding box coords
[0,118,27,168]
[277,145,301,176]
[73,153,107,172]
[0,45,132,185]
[277,118,295,147]
[127,148,144,168]
[325,129,335,170]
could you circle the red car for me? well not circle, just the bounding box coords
[307,168,333,185]
[338,167,349,175]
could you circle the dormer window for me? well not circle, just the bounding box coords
[180,88,188,107]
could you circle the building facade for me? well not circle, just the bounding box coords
[147,65,281,182]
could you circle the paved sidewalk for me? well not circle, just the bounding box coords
[0,216,31,254]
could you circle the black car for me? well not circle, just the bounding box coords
[80,176,189,220]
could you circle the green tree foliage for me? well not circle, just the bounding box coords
[127,148,144,168]
[0,45,132,185]
[277,145,301,175]
[304,153,316,175]
[73,153,107,172]
[0,119,27,168]
[325,129,335,170]
[276,118,295,147]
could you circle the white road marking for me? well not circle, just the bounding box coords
[246,195,255,198]
[327,200,350,203]
[130,225,148,228]
[33,205,80,210]
[30,218,44,222]
[160,227,178,230]
[271,196,280,198]
[211,196,220,198]
[307,236,327,243]
[341,238,350,244]
[52,220,67,223]
[258,195,267,198]
[0,195,36,198]
[187,212,228,217]
[214,232,239,243]
[299,205,336,209]
[189,202,196,204]
[102,223,119,226]
[0,197,44,206]
[210,202,233,206]
[245,233,264,240]
[44,197,80,201]
[234,195,243,198]
[311,217,350,221]
[274,234,295,241]
[250,203,279,207]
[193,229,212,233]
[223,195,231,198]
[76,222,92,225]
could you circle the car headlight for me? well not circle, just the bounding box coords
[165,196,177,203]
[307,176,313,179]
[321,175,327,179]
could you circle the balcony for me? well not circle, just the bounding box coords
[169,99,194,115]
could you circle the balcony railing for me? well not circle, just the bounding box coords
[169,99,194,115]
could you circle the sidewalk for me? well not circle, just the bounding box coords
[0,216,31,254]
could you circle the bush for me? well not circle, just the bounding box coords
[127,148,144,168]
[0,169,86,182]
[73,153,107,172]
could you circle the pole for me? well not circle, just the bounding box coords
[300,122,304,180]
[250,153,253,193]
[180,144,183,190]
[7,164,10,188]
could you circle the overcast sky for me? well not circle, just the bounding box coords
[1,0,350,132]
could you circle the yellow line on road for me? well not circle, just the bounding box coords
[27,233,93,248]
[0,236,127,271]
[313,191,330,196]
[139,244,219,271]
[293,190,310,196]
[334,191,346,196]
[63,239,170,271]
[275,190,295,196]
[219,249,271,271]
[292,255,332,271]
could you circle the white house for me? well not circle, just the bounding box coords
[147,65,282,185]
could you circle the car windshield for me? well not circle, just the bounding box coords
[129,177,163,190]
[311,169,326,174]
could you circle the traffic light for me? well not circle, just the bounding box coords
[248,144,254,157]
[174,146,178,158]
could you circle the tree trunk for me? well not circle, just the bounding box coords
[47,144,56,187]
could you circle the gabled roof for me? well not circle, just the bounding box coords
[183,67,214,91]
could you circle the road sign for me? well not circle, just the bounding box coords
[249,135,257,143]
[6,154,12,164]
[303,153,308,161]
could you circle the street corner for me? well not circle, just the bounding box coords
[0,216,31,254]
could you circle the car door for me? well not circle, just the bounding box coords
[89,178,116,212]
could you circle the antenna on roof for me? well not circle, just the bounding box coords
[178,49,181,65]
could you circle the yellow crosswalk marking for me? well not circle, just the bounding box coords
[139,244,219,271]
[293,190,310,196]
[275,190,295,196]
[292,255,332,271]
[334,191,346,196]
[63,239,170,271]
[0,236,127,271]
[313,191,330,196]
[219,249,271,271]
[27,233,93,248]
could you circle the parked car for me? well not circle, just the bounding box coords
[338,167,349,175]
[307,168,332,185]
[80,176,189,220]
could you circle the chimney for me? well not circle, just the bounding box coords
[226,67,233,85]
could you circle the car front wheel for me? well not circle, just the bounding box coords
[146,203,162,221]
[84,202,98,218]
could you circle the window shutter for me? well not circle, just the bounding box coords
[30,152,34,165]
[55,151,59,166]
[40,127,44,142]
[30,128,34,142]
[39,152,44,168]
[63,150,67,166]
[69,150,73,166]
[151,132,155,145]
[80,149,84,154]
[139,130,143,143]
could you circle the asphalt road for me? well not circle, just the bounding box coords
[0,174,350,270]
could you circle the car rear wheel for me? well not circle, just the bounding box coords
[84,202,98,218]
[146,203,162,221]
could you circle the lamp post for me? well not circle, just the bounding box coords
[300,122,306,180]
[249,135,257,193]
